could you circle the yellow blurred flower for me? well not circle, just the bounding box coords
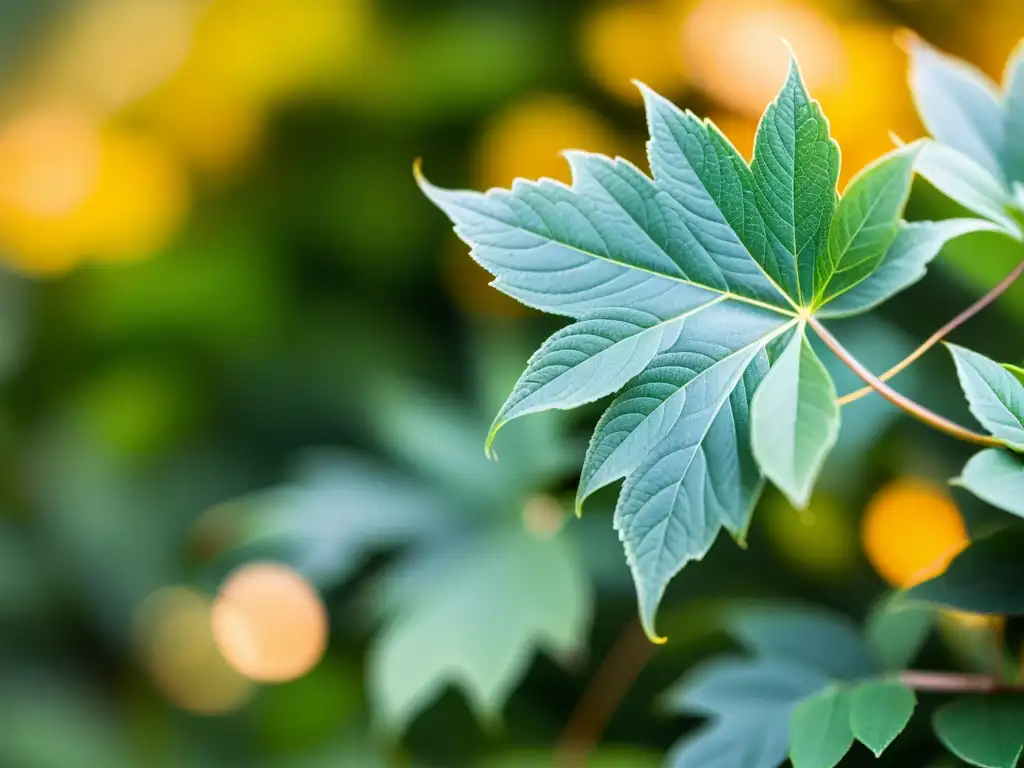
[861,478,969,589]
[704,111,757,162]
[0,104,188,274]
[763,493,858,578]
[682,0,846,119]
[475,94,628,190]
[579,0,688,104]
[960,0,1024,80]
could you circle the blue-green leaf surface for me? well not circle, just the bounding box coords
[751,325,840,509]
[948,344,1024,450]
[865,592,934,670]
[908,37,1005,180]
[370,523,590,732]
[1004,42,1024,186]
[956,449,1024,517]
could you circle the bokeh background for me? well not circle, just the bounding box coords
[1,0,1022,766]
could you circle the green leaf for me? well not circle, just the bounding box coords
[1004,42,1024,186]
[728,605,877,680]
[948,344,1024,450]
[865,592,934,670]
[907,528,1024,615]
[751,325,840,509]
[751,57,840,305]
[487,308,693,452]
[849,681,916,756]
[1005,363,1024,387]
[933,696,1024,768]
[914,142,1021,238]
[815,143,920,306]
[907,36,1005,180]
[789,687,854,768]
[369,523,590,732]
[664,656,830,768]
[597,306,792,640]
[817,218,1008,318]
[956,449,1024,517]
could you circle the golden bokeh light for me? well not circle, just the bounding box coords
[861,478,969,589]
[475,94,627,190]
[683,0,846,118]
[41,0,193,110]
[211,562,328,683]
[579,1,688,104]
[763,493,857,578]
[0,108,189,275]
[135,586,254,714]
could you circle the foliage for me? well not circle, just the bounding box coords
[420,36,1024,768]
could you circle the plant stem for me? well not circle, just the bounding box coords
[554,620,657,768]
[807,315,1004,448]
[899,670,1024,693]
[838,258,1024,406]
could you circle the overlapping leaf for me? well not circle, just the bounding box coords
[908,38,1024,239]
[420,54,992,640]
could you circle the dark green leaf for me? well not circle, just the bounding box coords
[908,529,1024,614]
[933,696,1024,768]
[849,681,916,756]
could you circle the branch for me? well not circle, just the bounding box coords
[838,258,1024,406]
[554,620,657,768]
[899,670,1024,694]
[807,315,1004,448]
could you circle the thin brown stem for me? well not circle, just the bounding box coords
[838,258,1024,406]
[899,670,1024,694]
[554,620,657,768]
[807,315,1004,448]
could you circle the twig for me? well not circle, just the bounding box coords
[838,258,1024,406]
[554,620,657,768]
[899,670,1024,694]
[807,315,1004,448]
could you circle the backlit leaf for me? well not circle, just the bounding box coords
[751,325,840,509]
[948,344,1024,450]
[955,449,1024,517]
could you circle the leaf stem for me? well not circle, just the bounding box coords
[807,315,1004,448]
[554,619,657,768]
[838,258,1024,406]
[899,670,1024,693]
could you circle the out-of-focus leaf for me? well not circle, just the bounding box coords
[368,523,590,732]
[242,450,454,589]
[933,696,1024,768]
[486,748,660,768]
[865,592,934,670]
[956,449,1024,517]
[948,344,1024,449]
[751,325,840,509]
[788,687,854,768]
[908,529,1024,614]
[728,605,877,680]
[848,681,916,757]
[908,37,1005,180]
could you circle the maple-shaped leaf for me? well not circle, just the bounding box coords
[419,55,993,641]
